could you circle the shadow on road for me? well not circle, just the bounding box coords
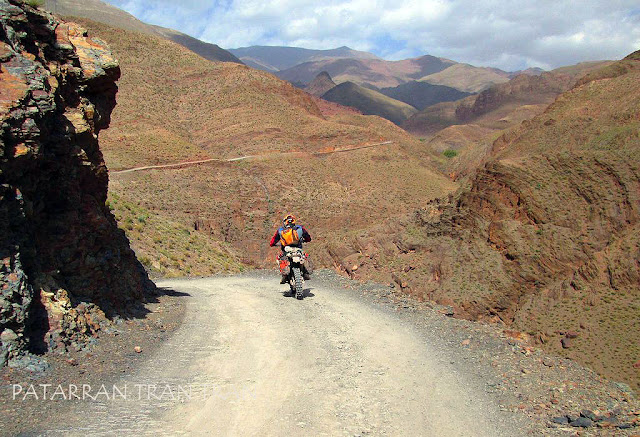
[281,288,315,299]
[154,287,191,298]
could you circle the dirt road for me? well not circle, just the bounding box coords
[41,274,530,436]
[110,141,394,174]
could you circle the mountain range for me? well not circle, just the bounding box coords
[229,45,379,72]
[42,0,549,127]
[274,54,510,92]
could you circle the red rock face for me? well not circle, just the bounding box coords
[0,0,153,365]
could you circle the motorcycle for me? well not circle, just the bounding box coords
[279,246,308,300]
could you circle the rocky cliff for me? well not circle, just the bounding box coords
[0,0,152,367]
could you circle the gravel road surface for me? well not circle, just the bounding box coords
[34,273,535,436]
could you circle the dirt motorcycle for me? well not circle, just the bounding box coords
[279,246,308,300]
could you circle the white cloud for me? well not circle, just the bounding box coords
[105,0,640,71]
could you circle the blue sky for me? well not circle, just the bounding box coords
[105,0,640,71]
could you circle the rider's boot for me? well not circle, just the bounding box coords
[280,274,288,284]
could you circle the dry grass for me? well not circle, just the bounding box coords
[107,190,242,277]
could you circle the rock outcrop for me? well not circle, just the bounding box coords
[0,0,153,366]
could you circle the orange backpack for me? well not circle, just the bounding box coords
[279,226,301,246]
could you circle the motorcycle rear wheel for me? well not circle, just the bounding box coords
[292,267,304,300]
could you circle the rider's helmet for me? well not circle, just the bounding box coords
[283,214,296,227]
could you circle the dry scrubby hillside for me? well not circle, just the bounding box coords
[328,54,640,391]
[418,63,509,93]
[70,19,456,277]
[405,64,611,180]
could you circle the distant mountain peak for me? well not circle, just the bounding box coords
[305,71,337,97]
[316,71,333,80]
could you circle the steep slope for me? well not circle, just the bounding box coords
[321,82,418,125]
[43,0,242,63]
[329,53,640,390]
[0,1,153,366]
[229,45,379,72]
[379,81,472,111]
[70,18,456,277]
[304,71,336,97]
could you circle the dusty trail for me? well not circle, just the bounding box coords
[110,141,394,175]
[41,274,528,436]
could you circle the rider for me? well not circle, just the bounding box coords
[269,214,312,283]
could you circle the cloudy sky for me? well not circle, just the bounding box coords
[105,0,640,71]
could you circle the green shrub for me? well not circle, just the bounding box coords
[443,149,457,158]
[25,0,44,7]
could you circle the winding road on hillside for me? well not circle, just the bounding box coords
[110,141,394,175]
[42,274,530,436]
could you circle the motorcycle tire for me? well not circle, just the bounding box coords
[293,267,304,300]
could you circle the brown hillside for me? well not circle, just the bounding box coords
[70,19,456,277]
[328,56,640,391]
[404,69,602,136]
[405,65,611,179]
[419,63,510,93]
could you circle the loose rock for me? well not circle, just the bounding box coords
[570,417,593,428]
